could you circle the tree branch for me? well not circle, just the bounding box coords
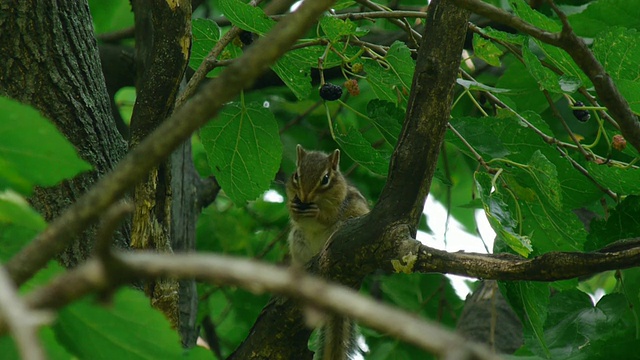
[411,239,640,281]
[0,264,49,360]
[5,0,338,286]
[5,252,503,360]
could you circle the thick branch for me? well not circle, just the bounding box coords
[10,252,502,360]
[453,0,640,153]
[5,0,338,285]
[411,239,640,281]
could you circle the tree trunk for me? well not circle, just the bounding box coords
[0,0,130,266]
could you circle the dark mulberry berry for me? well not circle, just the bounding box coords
[572,101,591,122]
[319,83,342,101]
[239,31,255,46]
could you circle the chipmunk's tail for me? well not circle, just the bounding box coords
[316,315,358,360]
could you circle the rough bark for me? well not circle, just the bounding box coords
[0,0,129,266]
[129,0,194,345]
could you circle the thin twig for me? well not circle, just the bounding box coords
[0,264,49,360]
[354,0,422,46]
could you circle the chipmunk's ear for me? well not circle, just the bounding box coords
[329,149,340,171]
[296,144,306,166]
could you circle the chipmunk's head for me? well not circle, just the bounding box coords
[286,145,347,221]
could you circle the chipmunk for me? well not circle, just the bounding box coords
[286,144,369,360]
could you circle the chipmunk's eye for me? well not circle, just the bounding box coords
[321,173,330,186]
[293,172,299,184]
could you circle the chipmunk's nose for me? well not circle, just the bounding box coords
[293,196,313,210]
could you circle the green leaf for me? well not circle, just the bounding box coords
[53,289,186,360]
[586,163,640,195]
[499,281,550,356]
[476,172,532,257]
[483,26,526,45]
[217,0,275,35]
[379,273,462,326]
[271,50,313,100]
[0,97,92,195]
[88,0,134,34]
[522,41,563,93]
[495,58,550,114]
[448,117,510,158]
[200,102,282,205]
[473,33,503,67]
[363,41,415,106]
[593,27,640,81]
[320,16,364,42]
[386,41,414,94]
[586,195,640,251]
[526,150,562,210]
[189,19,221,72]
[615,78,640,114]
[0,193,47,261]
[333,123,389,176]
[0,327,73,360]
[503,170,586,254]
[509,0,591,88]
[366,100,404,146]
[568,0,640,38]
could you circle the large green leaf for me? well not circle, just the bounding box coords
[189,19,221,72]
[522,41,564,93]
[271,50,314,100]
[385,41,414,94]
[519,290,637,359]
[366,99,404,146]
[592,27,640,81]
[200,102,282,205]
[53,289,201,360]
[503,169,586,254]
[0,193,46,262]
[586,195,640,251]
[0,97,92,195]
[333,122,390,176]
[448,117,510,159]
[473,32,504,67]
[499,281,550,356]
[586,163,640,196]
[568,0,640,38]
[0,327,73,360]
[364,41,415,106]
[476,172,532,257]
[509,0,591,88]
[320,15,362,42]
[217,0,275,35]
